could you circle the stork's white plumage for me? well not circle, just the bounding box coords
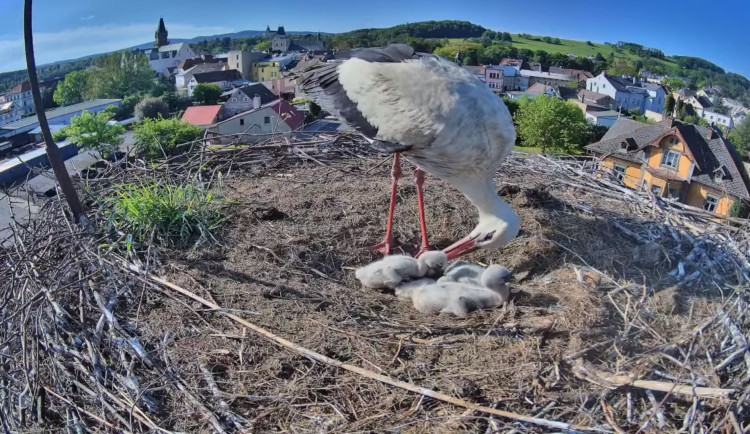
[297,44,520,259]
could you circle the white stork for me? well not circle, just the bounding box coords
[296,44,520,260]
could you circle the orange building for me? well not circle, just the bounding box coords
[585,118,750,217]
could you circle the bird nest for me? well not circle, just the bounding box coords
[1,132,749,433]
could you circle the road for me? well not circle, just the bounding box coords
[0,132,136,244]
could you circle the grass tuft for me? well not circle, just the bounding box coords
[103,182,224,248]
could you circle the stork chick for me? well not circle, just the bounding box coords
[355,251,447,290]
[403,265,513,317]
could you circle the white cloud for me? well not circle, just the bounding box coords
[80,15,95,21]
[0,23,234,73]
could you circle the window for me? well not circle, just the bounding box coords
[661,150,680,169]
[613,165,626,182]
[264,116,270,124]
[703,195,718,212]
[231,98,237,103]
[651,185,663,196]
[668,188,678,198]
[603,84,606,89]
[243,97,249,102]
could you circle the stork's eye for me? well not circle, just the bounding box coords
[482,231,496,242]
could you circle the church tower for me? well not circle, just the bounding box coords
[155,18,169,47]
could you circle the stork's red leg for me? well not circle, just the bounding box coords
[414,167,432,257]
[371,153,402,255]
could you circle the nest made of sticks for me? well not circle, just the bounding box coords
[1,132,749,433]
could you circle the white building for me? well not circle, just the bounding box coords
[5,82,35,116]
[137,19,198,75]
[206,100,304,143]
[175,63,228,94]
[0,99,122,141]
[0,102,21,127]
[519,69,577,88]
[700,110,734,129]
[187,69,245,96]
[143,43,197,75]
[585,73,665,114]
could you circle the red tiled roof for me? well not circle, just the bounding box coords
[270,100,304,130]
[10,82,31,94]
[181,105,223,126]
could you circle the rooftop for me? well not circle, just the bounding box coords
[181,105,223,127]
[519,69,576,81]
[0,99,122,132]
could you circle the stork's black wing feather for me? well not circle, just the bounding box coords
[294,44,424,153]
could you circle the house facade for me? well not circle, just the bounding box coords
[187,70,244,96]
[585,118,750,217]
[6,82,34,116]
[585,73,666,114]
[223,84,279,116]
[252,61,281,82]
[520,70,577,89]
[701,110,734,129]
[176,63,228,94]
[0,102,21,127]
[227,50,268,80]
[206,100,304,143]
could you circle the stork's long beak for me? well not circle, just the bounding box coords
[443,235,479,261]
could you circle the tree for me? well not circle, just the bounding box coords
[665,94,676,117]
[135,97,169,121]
[586,41,594,46]
[88,51,155,99]
[192,83,222,105]
[54,70,90,105]
[513,96,589,154]
[501,97,520,117]
[729,119,750,155]
[65,110,125,158]
[133,117,203,159]
[713,97,728,115]
[254,40,271,51]
[662,77,685,92]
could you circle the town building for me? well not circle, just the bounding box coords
[267,26,325,54]
[181,105,224,128]
[586,73,666,114]
[206,100,304,143]
[548,67,594,88]
[136,19,198,74]
[506,83,557,100]
[251,61,281,82]
[0,99,122,145]
[175,63,229,94]
[223,84,279,116]
[520,69,578,89]
[586,118,750,216]
[6,82,35,116]
[227,50,269,81]
[0,102,20,127]
[187,70,245,96]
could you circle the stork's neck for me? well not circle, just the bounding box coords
[451,176,508,220]
[450,176,519,242]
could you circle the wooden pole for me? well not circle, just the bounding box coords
[23,0,85,222]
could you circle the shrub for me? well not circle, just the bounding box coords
[103,182,223,247]
[52,126,70,142]
[135,97,170,121]
[730,200,750,219]
[133,117,203,159]
[65,110,125,158]
[192,83,222,105]
[118,93,145,119]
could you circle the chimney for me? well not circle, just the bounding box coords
[253,94,261,109]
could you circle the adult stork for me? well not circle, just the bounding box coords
[296,43,519,260]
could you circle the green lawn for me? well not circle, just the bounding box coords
[513,146,542,154]
[447,34,681,70]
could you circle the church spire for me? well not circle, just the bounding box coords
[155,17,169,48]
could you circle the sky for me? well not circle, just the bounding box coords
[0,0,749,77]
